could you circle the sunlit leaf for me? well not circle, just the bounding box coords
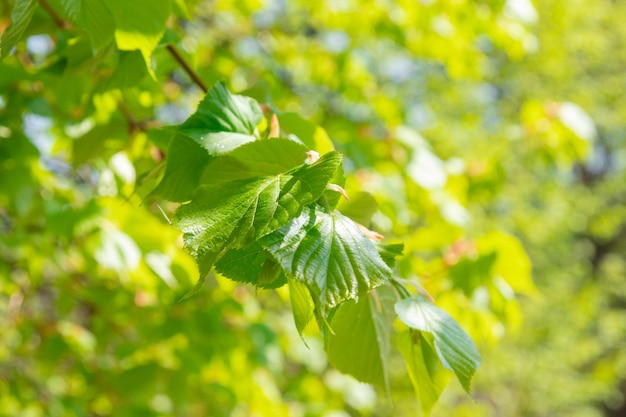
[104,0,171,71]
[261,206,393,315]
[174,152,342,296]
[395,296,481,394]
[397,330,452,415]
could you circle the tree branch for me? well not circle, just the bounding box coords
[166,44,208,93]
[39,0,70,29]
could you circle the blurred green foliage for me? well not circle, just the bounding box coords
[1,0,625,416]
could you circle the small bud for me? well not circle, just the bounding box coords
[326,184,350,201]
[306,150,320,164]
[269,114,280,138]
[356,223,384,241]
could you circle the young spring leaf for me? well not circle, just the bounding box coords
[174,151,342,297]
[326,284,396,391]
[260,206,393,316]
[104,0,171,71]
[60,0,115,50]
[397,330,452,415]
[201,137,309,184]
[288,278,315,337]
[152,82,265,201]
[394,297,481,394]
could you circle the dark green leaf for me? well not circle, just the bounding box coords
[215,243,286,289]
[395,297,481,394]
[150,132,211,202]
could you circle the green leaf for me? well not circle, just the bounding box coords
[179,81,263,141]
[61,0,115,50]
[278,112,335,154]
[337,191,379,225]
[326,284,396,391]
[397,330,452,416]
[153,83,265,201]
[376,242,404,268]
[0,0,38,61]
[288,278,315,336]
[104,0,171,71]
[106,50,148,90]
[394,297,481,394]
[214,243,286,289]
[260,206,393,315]
[150,132,211,202]
[174,151,342,297]
[201,138,309,184]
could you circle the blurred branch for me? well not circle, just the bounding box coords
[39,0,70,29]
[166,44,208,93]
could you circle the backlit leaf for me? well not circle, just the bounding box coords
[326,284,396,390]
[397,330,452,415]
[395,297,481,394]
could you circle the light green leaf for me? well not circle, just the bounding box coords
[61,0,115,50]
[395,297,481,394]
[0,0,38,61]
[376,242,404,268]
[279,112,335,154]
[337,191,379,225]
[174,151,342,296]
[261,207,393,315]
[153,83,265,201]
[326,285,396,390]
[289,278,315,336]
[201,138,309,184]
[397,330,452,416]
[104,0,171,70]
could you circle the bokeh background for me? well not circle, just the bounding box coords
[1,0,626,416]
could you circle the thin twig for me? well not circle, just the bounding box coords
[166,44,208,93]
[39,0,69,29]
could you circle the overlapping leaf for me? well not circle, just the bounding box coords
[61,0,115,50]
[174,151,342,296]
[153,82,264,201]
[397,330,452,415]
[260,207,393,314]
[395,296,481,394]
[104,0,171,71]
[326,285,396,391]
